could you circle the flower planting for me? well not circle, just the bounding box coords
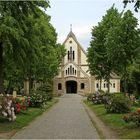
[0,96,16,121]
[87,91,113,105]
[30,90,47,107]
[0,95,31,121]
[87,92,132,113]
[0,83,54,122]
[91,91,103,104]
[123,108,140,126]
[14,96,29,114]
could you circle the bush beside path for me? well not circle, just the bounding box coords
[85,100,140,139]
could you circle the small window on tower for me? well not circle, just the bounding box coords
[113,83,115,88]
[58,83,62,90]
[66,70,67,75]
[75,70,76,75]
[96,83,99,88]
[69,40,72,43]
[81,83,85,89]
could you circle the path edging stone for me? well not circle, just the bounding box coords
[83,101,118,139]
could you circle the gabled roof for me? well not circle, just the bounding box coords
[63,31,87,56]
[110,73,120,79]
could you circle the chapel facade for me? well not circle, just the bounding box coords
[53,30,120,96]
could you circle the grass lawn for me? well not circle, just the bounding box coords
[0,99,58,133]
[85,100,140,139]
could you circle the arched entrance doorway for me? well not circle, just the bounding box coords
[66,81,77,94]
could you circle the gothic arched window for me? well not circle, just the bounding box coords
[70,47,72,60]
[68,68,70,75]
[68,51,70,60]
[70,65,72,75]
[73,68,74,75]
[73,51,75,60]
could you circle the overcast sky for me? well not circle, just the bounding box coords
[47,0,140,50]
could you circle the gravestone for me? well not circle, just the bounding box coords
[24,78,29,95]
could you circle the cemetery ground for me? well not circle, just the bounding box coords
[85,100,140,139]
[0,94,140,139]
[0,97,58,139]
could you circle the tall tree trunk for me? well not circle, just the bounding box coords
[107,70,110,93]
[124,76,127,93]
[0,42,4,93]
[99,78,102,90]
[29,65,32,93]
[123,67,128,94]
[107,69,110,93]
[107,78,110,93]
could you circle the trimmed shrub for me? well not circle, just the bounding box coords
[37,83,53,101]
[105,93,131,113]
[30,90,48,107]
[30,82,53,107]
[102,92,113,104]
[87,94,94,101]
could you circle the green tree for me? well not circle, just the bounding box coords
[87,5,121,92]
[106,10,140,93]
[2,4,65,94]
[0,1,49,93]
[127,53,140,97]
[23,11,66,90]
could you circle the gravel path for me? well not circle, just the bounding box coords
[12,94,100,139]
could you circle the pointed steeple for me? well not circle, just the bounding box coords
[70,24,72,32]
[67,24,76,39]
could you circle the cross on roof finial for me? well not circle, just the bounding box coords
[70,24,72,32]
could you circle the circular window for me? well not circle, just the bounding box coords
[69,40,72,43]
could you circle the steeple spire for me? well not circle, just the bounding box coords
[70,24,72,32]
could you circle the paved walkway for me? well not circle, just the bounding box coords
[12,94,100,139]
